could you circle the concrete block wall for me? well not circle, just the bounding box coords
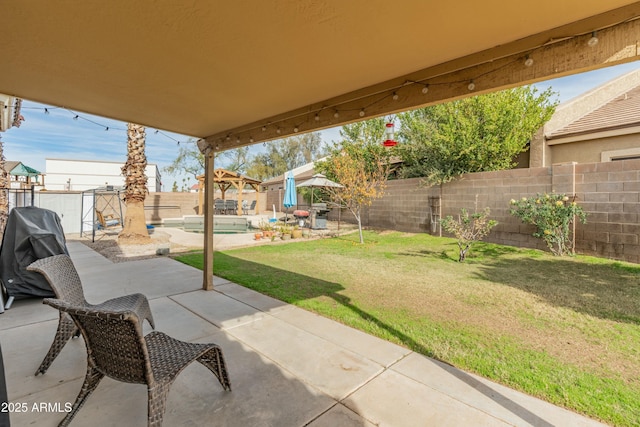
[328,159,640,263]
[144,192,200,223]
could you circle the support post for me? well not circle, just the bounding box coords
[202,144,215,290]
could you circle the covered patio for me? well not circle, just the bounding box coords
[0,242,605,426]
[2,2,640,288]
[1,3,639,425]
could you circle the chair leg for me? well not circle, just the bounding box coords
[58,365,104,427]
[35,314,79,376]
[147,382,171,427]
[198,346,232,391]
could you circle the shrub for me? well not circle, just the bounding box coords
[509,193,587,256]
[440,208,498,262]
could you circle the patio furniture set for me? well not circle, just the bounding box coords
[22,254,232,426]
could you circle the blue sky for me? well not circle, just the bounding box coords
[3,61,640,190]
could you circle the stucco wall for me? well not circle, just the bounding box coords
[550,133,640,164]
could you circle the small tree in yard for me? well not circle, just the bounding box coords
[316,136,391,244]
[510,193,587,256]
[441,208,498,262]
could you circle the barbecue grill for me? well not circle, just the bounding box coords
[310,203,329,229]
[293,210,309,227]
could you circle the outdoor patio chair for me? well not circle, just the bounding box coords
[42,298,231,427]
[95,209,120,229]
[214,199,226,215]
[27,254,155,376]
[243,200,256,215]
[224,199,237,215]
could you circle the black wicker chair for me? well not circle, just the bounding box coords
[42,298,231,427]
[27,254,155,375]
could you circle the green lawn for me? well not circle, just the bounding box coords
[175,231,640,426]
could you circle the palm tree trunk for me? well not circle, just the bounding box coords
[119,123,150,244]
[0,140,8,240]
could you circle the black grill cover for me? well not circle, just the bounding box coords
[0,207,69,299]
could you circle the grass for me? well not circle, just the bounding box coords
[175,231,640,426]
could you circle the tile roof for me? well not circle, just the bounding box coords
[547,84,640,140]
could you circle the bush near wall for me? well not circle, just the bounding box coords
[324,159,640,264]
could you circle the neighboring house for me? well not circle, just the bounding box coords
[261,160,323,211]
[45,159,162,192]
[4,160,44,189]
[530,69,640,167]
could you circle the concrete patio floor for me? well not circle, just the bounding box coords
[0,241,606,426]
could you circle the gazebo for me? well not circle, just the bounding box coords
[196,168,262,216]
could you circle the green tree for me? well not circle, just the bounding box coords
[339,117,388,145]
[397,86,557,185]
[245,132,326,180]
[163,142,207,182]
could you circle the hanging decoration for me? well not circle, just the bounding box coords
[383,122,397,147]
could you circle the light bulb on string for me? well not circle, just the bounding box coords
[359,109,365,117]
[294,126,299,132]
[262,126,267,132]
[524,55,534,67]
[314,113,320,121]
[421,85,429,94]
[392,92,399,101]
[105,127,109,131]
[587,31,599,47]
[333,111,339,118]
[467,80,476,91]
[73,115,79,120]
[44,108,49,115]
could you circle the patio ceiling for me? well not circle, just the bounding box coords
[2,1,640,153]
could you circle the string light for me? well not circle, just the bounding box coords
[20,24,610,147]
[524,55,534,67]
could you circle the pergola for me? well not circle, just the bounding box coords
[1,1,639,289]
[196,168,262,216]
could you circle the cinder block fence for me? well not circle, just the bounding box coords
[328,159,640,263]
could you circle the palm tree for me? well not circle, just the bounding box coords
[118,123,150,244]
[0,136,8,240]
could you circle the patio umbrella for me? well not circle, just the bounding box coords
[296,173,343,206]
[282,171,297,222]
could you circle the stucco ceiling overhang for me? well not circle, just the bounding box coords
[1,1,639,152]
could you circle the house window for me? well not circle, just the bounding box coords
[601,148,640,162]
